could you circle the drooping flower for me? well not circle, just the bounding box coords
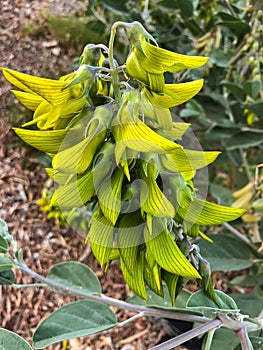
[125,21,208,94]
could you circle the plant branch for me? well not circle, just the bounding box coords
[16,261,212,324]
[239,148,253,181]
[236,327,253,350]
[149,318,222,350]
[118,312,145,327]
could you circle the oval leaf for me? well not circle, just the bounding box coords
[0,328,33,350]
[33,300,117,349]
[0,270,15,285]
[198,234,253,271]
[0,256,14,272]
[186,290,239,317]
[47,261,101,294]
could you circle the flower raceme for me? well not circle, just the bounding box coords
[3,22,245,302]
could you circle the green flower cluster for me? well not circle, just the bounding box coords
[2,21,244,302]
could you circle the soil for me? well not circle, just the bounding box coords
[0,1,169,349]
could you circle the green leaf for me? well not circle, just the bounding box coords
[198,234,253,271]
[226,131,263,150]
[217,12,250,37]
[0,256,14,272]
[0,235,8,253]
[221,82,246,101]
[0,218,12,242]
[176,0,194,17]
[33,300,117,349]
[229,273,263,288]
[209,50,229,68]
[0,270,15,285]
[0,328,33,350]
[101,0,128,14]
[243,80,261,99]
[209,183,234,206]
[186,290,239,317]
[47,261,101,294]
[202,328,239,350]
[229,293,263,317]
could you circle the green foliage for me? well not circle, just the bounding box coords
[0,328,33,350]
[33,300,117,348]
[198,233,253,271]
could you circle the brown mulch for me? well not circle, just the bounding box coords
[0,1,168,349]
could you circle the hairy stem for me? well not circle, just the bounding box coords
[149,319,222,350]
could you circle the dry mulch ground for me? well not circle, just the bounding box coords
[0,1,168,349]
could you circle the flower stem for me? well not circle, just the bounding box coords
[108,22,123,101]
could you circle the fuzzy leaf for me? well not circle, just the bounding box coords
[47,261,101,294]
[33,300,117,349]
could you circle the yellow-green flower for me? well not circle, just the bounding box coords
[125,22,208,93]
